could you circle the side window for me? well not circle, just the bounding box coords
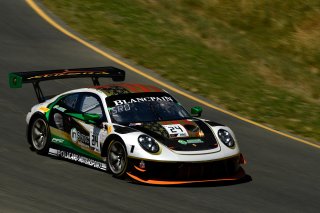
[79,95,103,116]
[61,93,79,110]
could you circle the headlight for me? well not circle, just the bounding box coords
[138,135,159,153]
[218,129,235,147]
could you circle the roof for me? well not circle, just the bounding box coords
[94,83,163,96]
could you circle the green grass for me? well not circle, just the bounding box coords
[42,0,320,142]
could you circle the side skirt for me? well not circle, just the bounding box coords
[48,143,107,171]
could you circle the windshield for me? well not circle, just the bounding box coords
[106,92,190,123]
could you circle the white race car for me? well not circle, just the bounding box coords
[9,67,246,185]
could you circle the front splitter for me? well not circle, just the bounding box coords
[126,167,246,185]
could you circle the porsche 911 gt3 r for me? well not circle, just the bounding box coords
[9,66,246,184]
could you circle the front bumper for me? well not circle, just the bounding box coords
[126,155,246,185]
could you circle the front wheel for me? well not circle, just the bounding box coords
[29,116,50,155]
[107,140,128,178]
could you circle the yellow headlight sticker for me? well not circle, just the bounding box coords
[107,125,113,134]
[39,106,50,113]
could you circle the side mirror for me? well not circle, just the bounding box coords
[83,113,101,123]
[191,106,202,117]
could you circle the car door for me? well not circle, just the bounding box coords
[49,92,107,159]
[77,93,108,155]
[49,92,81,145]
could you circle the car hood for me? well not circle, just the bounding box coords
[126,119,219,151]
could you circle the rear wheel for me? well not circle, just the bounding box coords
[30,116,50,155]
[107,140,128,178]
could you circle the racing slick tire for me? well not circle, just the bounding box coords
[107,140,128,178]
[29,115,51,155]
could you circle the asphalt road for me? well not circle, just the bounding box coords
[0,1,319,212]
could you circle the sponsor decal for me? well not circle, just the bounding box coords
[52,138,64,144]
[70,128,78,143]
[70,128,90,147]
[27,71,109,80]
[113,96,173,106]
[90,129,100,152]
[48,148,107,171]
[53,105,66,112]
[178,138,204,145]
[111,104,131,114]
[163,124,189,138]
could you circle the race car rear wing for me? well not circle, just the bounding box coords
[8,66,125,102]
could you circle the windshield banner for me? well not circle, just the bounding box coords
[113,96,173,106]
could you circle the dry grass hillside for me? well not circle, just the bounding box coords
[42,0,320,142]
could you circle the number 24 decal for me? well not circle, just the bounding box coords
[167,125,183,133]
[163,124,189,137]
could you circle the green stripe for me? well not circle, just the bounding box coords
[45,95,67,120]
[52,134,102,160]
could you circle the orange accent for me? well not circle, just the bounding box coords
[126,169,245,185]
[113,83,140,92]
[27,70,109,80]
[159,120,194,125]
[122,84,163,93]
[134,165,146,172]
[240,153,247,165]
[135,84,153,92]
[197,130,205,137]
[63,70,107,73]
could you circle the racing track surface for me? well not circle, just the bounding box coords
[0,1,319,212]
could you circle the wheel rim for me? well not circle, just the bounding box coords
[31,118,48,150]
[108,141,126,175]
